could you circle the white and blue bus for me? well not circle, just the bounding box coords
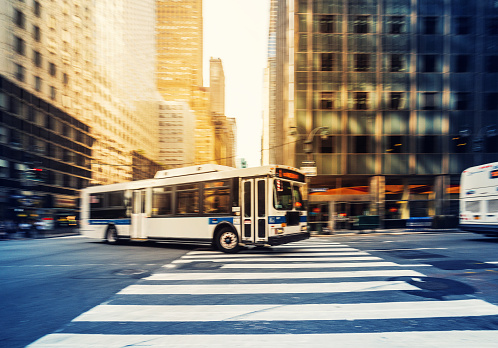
[80,164,309,252]
[460,162,498,235]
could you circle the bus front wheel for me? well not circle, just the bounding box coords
[106,226,119,244]
[214,227,240,253]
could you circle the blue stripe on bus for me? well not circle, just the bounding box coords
[89,219,131,225]
[268,216,285,224]
[208,217,234,225]
[268,216,307,224]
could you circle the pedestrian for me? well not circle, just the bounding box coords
[0,221,6,240]
[5,220,15,238]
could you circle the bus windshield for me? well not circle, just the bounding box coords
[273,179,305,211]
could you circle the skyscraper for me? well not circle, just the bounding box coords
[0,0,160,221]
[209,58,236,167]
[267,0,498,228]
[156,0,215,165]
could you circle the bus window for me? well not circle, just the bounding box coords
[176,184,199,215]
[293,185,305,210]
[465,200,480,213]
[274,179,293,210]
[258,180,266,217]
[152,187,172,216]
[488,199,498,213]
[204,180,230,214]
[90,191,129,219]
[244,181,252,217]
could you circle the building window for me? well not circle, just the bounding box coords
[15,9,25,28]
[455,92,470,110]
[49,63,56,77]
[355,54,370,71]
[421,55,437,73]
[33,25,41,41]
[321,53,334,71]
[486,93,498,110]
[0,159,8,178]
[384,136,406,153]
[50,86,56,100]
[487,17,498,35]
[15,36,25,55]
[63,73,69,85]
[34,76,42,91]
[354,92,368,110]
[320,92,335,109]
[319,15,336,33]
[354,15,369,33]
[33,50,42,67]
[486,56,498,73]
[33,0,41,17]
[456,17,471,35]
[422,92,437,110]
[389,92,404,110]
[390,54,405,72]
[418,136,440,153]
[389,16,405,34]
[454,55,470,73]
[0,127,8,144]
[15,64,25,82]
[423,17,437,35]
[350,136,371,153]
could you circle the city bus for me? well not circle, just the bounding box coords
[460,162,498,235]
[80,164,309,252]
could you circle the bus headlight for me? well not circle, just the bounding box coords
[301,225,308,232]
[272,228,284,235]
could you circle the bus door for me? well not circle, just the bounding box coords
[131,189,147,239]
[241,178,268,244]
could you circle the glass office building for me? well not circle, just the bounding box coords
[267,0,498,228]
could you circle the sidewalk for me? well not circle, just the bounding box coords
[311,227,463,237]
[1,227,80,240]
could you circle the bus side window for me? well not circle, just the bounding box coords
[203,181,230,214]
[152,186,172,216]
[176,184,199,215]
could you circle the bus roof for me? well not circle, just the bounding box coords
[154,164,235,179]
[82,165,305,193]
[462,162,498,175]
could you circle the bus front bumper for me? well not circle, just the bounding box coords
[268,231,310,246]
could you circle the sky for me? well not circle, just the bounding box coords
[203,0,270,168]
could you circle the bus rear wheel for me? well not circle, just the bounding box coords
[106,226,119,244]
[214,227,240,253]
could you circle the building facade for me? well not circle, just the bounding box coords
[156,0,216,165]
[209,58,237,167]
[268,0,498,228]
[0,76,94,221]
[0,0,160,221]
[158,100,196,168]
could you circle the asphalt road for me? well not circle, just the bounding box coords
[330,230,498,305]
[3,230,498,347]
[0,236,193,348]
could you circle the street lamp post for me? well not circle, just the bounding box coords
[303,126,330,162]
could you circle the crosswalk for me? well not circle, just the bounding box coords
[28,239,498,347]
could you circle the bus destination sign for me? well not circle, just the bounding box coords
[490,169,498,179]
[276,168,305,182]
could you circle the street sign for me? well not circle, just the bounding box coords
[300,166,317,176]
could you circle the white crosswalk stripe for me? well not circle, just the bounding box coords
[28,239,498,347]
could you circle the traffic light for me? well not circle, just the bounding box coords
[25,167,46,182]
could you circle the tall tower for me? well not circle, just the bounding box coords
[209,58,225,115]
[156,0,204,100]
[156,0,215,165]
[269,0,498,226]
